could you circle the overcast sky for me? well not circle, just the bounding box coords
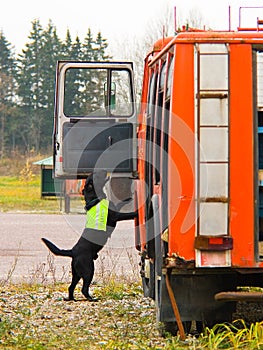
[1,0,263,54]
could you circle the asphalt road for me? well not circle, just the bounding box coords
[0,213,139,283]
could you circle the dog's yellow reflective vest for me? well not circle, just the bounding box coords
[85,199,109,231]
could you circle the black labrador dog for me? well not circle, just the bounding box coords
[42,170,136,301]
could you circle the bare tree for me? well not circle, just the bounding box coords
[110,4,206,102]
[185,7,205,30]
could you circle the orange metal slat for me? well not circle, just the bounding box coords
[229,44,255,267]
[168,44,195,260]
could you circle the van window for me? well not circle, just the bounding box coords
[63,67,133,117]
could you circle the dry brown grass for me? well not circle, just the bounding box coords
[0,152,48,177]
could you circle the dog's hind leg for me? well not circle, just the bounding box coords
[82,278,97,301]
[66,274,80,301]
[81,260,97,301]
[64,265,80,301]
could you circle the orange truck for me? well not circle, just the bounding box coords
[53,14,263,335]
[135,18,263,334]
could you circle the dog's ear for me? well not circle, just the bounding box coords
[83,171,108,204]
[83,174,93,192]
[85,174,93,187]
[83,174,96,201]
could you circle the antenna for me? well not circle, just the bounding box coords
[228,6,231,31]
[174,6,177,32]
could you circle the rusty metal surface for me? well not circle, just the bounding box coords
[165,255,195,269]
[215,291,263,302]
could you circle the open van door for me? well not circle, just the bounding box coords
[53,61,137,178]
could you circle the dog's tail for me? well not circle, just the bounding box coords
[41,238,73,258]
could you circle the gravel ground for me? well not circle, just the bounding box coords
[0,283,174,349]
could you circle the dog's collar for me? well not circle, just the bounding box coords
[89,198,98,206]
[85,198,102,211]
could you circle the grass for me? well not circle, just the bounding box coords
[200,321,263,349]
[0,153,62,213]
[0,176,61,212]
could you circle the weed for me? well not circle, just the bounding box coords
[19,160,35,184]
[1,255,19,286]
[199,320,263,349]
[28,253,71,286]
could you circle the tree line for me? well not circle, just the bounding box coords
[0,19,111,158]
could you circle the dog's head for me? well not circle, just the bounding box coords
[82,170,108,206]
